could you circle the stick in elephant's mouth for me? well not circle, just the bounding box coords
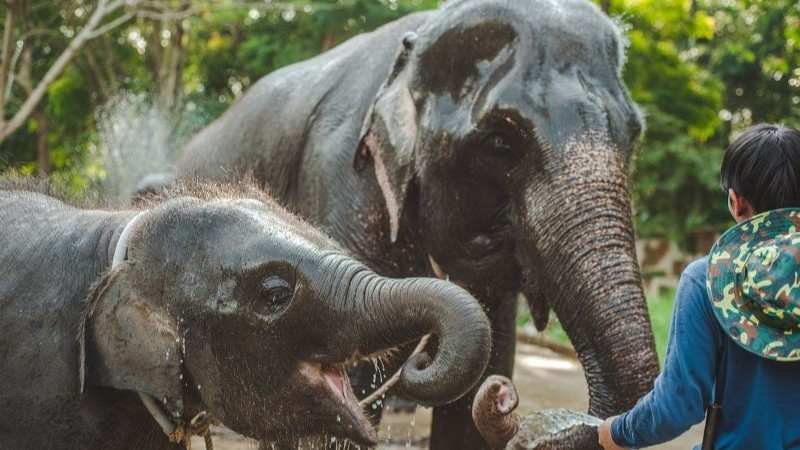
[359,334,432,407]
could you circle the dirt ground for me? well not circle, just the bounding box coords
[193,343,703,450]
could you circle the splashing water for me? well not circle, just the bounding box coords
[94,93,175,204]
[93,93,211,205]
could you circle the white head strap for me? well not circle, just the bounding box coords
[112,211,148,269]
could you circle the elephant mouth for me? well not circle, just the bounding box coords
[322,364,350,404]
[298,361,378,447]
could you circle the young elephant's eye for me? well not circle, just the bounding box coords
[486,133,512,152]
[260,276,294,309]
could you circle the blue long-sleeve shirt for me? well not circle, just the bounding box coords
[611,257,800,450]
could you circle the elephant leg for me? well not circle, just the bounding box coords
[430,294,517,450]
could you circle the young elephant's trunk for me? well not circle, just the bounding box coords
[317,254,492,406]
[472,375,520,449]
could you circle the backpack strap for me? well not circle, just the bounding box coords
[701,339,728,450]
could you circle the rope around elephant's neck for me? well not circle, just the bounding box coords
[112,211,214,450]
[358,334,432,407]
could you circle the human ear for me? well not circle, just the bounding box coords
[728,189,754,222]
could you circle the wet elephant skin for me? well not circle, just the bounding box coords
[0,183,490,449]
[177,0,660,448]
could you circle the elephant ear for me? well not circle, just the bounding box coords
[356,32,419,243]
[84,267,184,417]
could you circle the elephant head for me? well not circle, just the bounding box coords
[357,0,658,417]
[85,184,491,446]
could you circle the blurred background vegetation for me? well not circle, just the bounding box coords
[2,0,800,237]
[1,0,799,353]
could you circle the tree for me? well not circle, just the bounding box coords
[0,0,141,148]
[600,0,729,242]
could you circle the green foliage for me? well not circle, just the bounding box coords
[600,0,800,240]
[1,0,799,237]
[520,288,676,364]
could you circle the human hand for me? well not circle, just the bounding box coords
[598,416,628,450]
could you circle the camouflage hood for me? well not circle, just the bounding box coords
[707,208,800,362]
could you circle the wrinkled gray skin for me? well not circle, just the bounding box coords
[473,375,601,450]
[0,183,491,450]
[176,0,659,447]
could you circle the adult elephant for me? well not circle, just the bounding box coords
[177,0,659,448]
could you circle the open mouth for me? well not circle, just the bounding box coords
[321,364,351,404]
[298,361,378,447]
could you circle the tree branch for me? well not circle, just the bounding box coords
[0,3,16,122]
[87,10,134,39]
[4,39,22,105]
[0,0,139,143]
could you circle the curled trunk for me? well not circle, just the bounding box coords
[317,254,493,406]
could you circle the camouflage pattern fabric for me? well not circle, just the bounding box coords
[707,208,800,362]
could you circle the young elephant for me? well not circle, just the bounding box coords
[0,182,491,450]
[472,376,602,450]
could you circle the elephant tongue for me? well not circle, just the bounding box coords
[322,366,348,404]
[321,365,378,446]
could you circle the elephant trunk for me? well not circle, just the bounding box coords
[317,254,492,407]
[472,375,520,450]
[518,135,659,418]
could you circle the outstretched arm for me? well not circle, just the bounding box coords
[603,259,723,448]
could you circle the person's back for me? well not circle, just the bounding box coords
[717,331,800,449]
[680,258,800,449]
[599,123,800,450]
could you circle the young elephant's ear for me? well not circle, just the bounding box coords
[84,268,184,416]
[355,32,419,243]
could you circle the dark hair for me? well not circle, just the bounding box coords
[720,123,800,213]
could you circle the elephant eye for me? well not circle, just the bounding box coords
[260,276,294,309]
[484,133,513,154]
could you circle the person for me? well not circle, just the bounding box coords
[597,123,800,450]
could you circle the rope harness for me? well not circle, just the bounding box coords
[112,211,214,450]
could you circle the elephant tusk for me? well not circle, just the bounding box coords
[138,393,179,437]
[428,255,449,281]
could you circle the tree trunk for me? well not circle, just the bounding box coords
[34,107,49,175]
[0,0,134,144]
[159,18,185,112]
[0,2,16,123]
[321,31,336,51]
